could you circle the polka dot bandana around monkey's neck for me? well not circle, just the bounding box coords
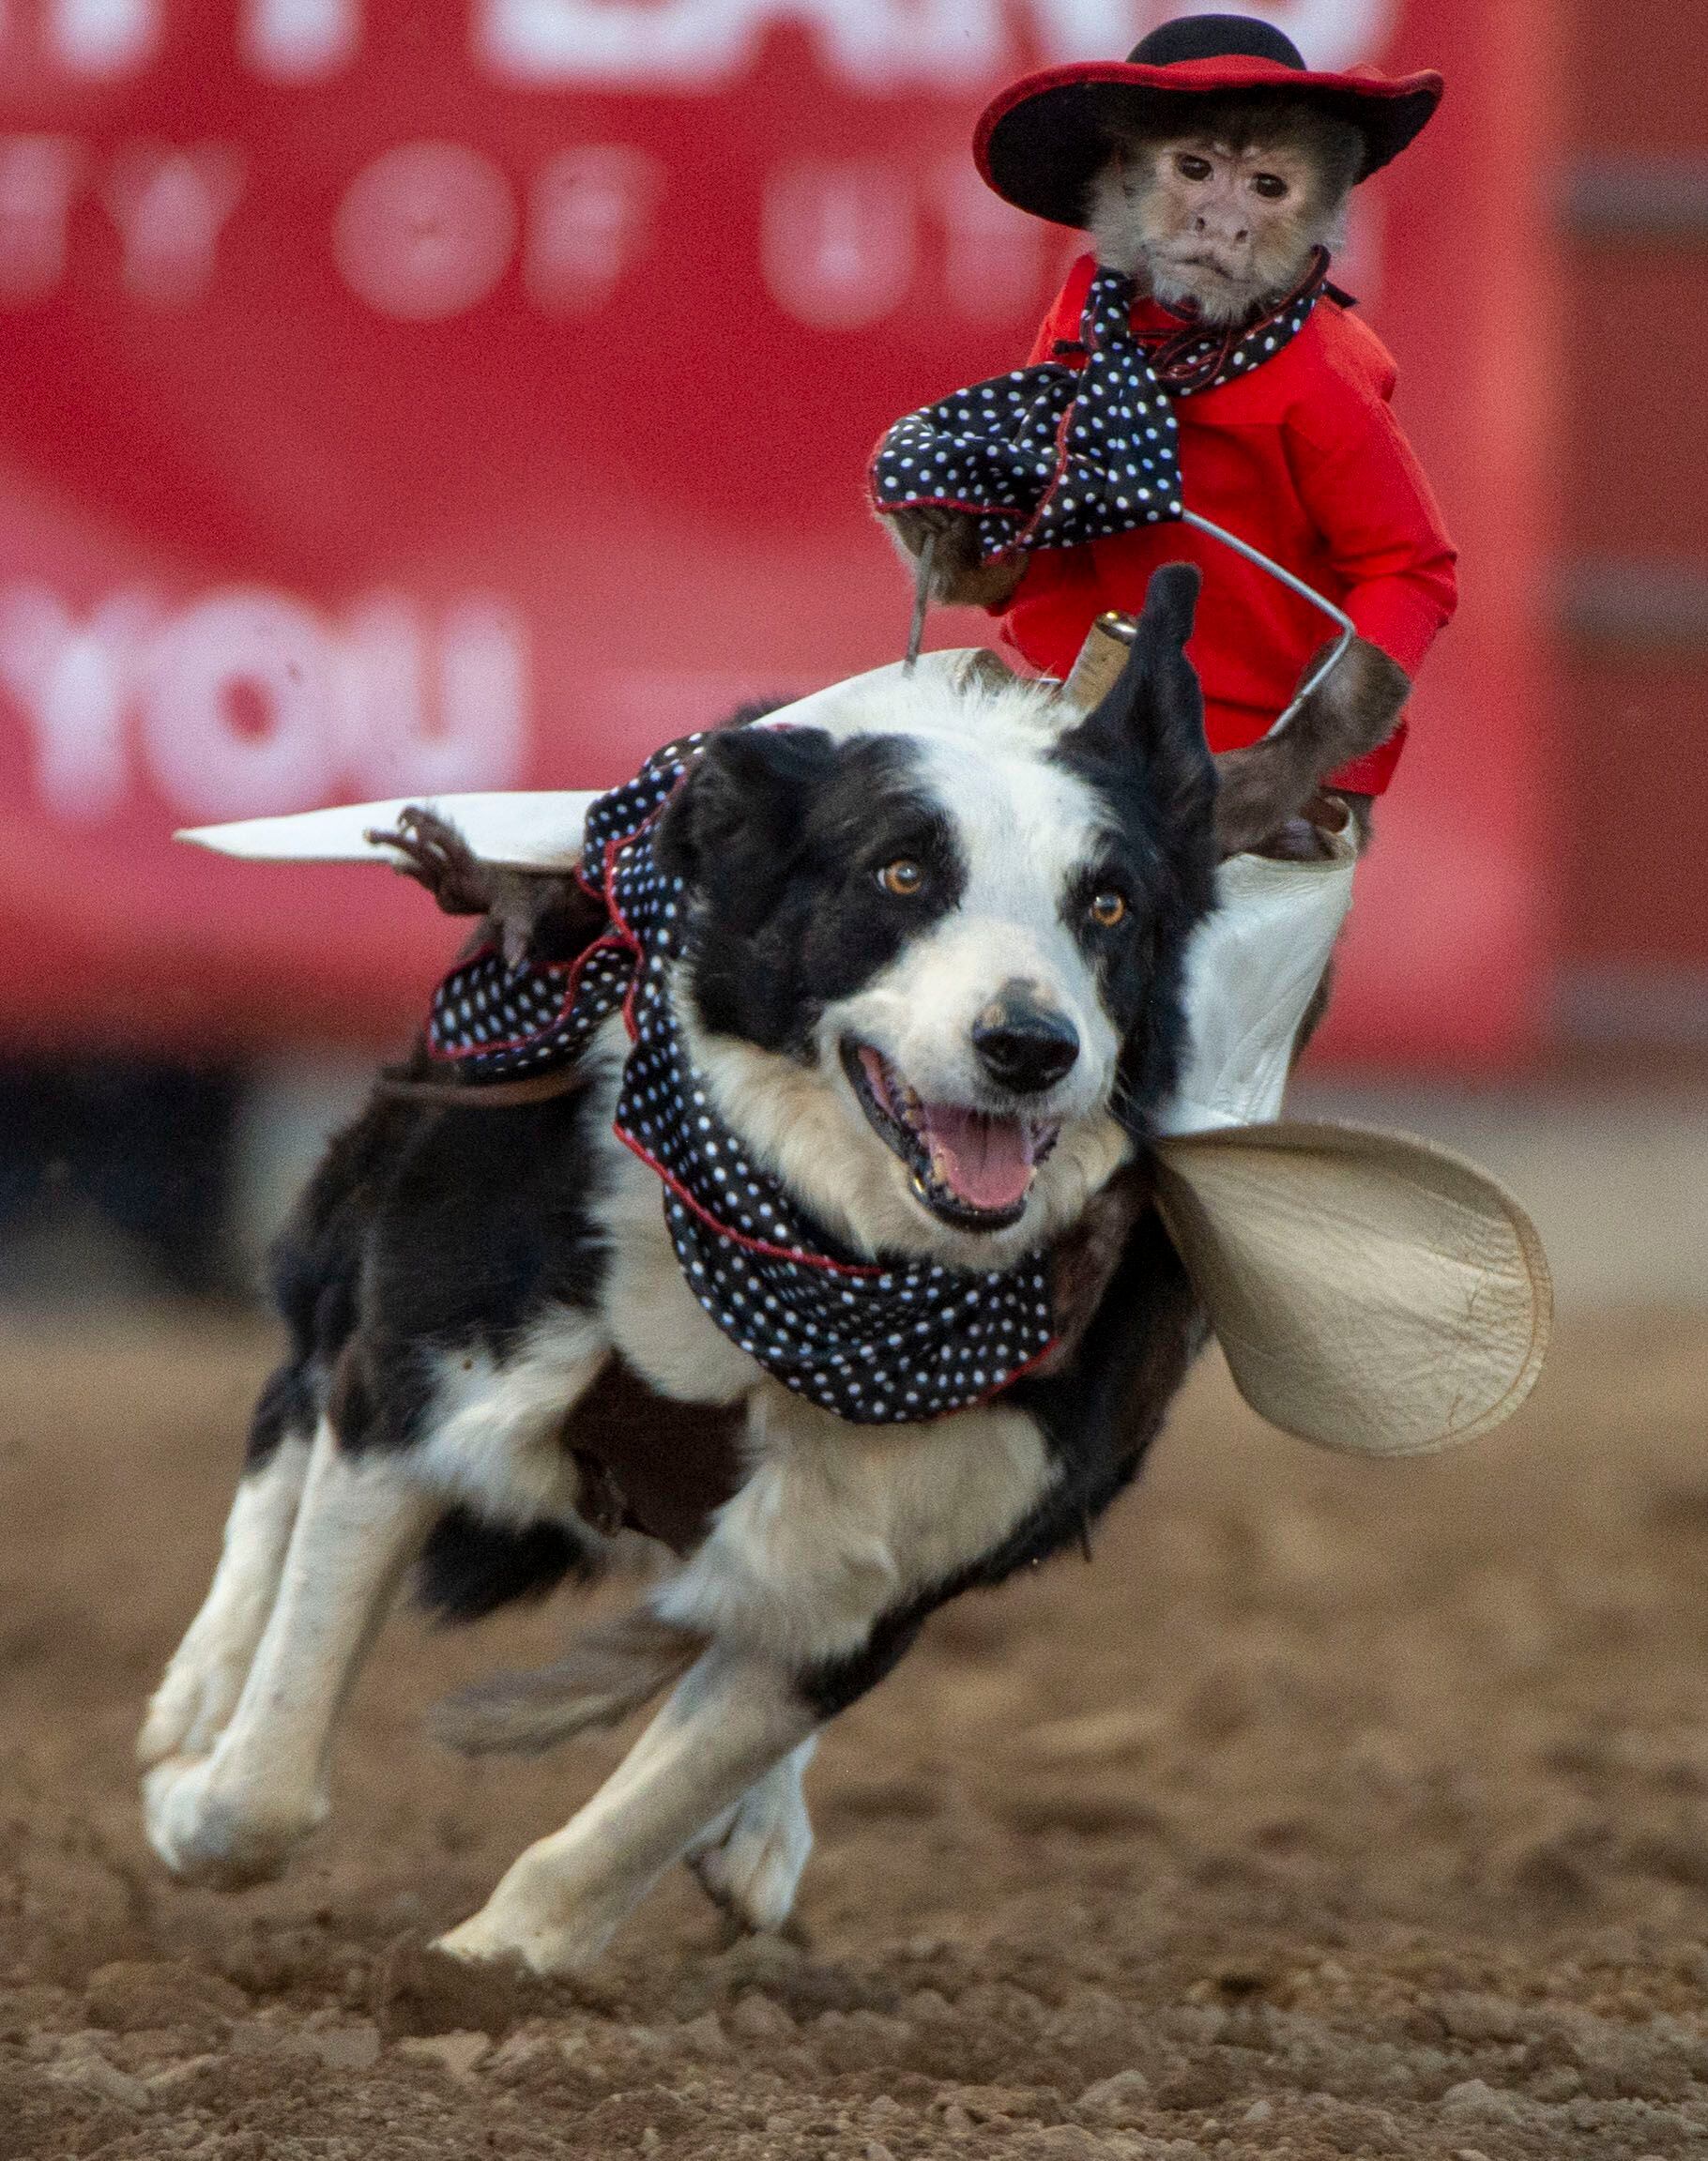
[425,738,1060,1425]
[870,250,1329,562]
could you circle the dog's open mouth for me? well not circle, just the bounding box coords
[842,1042,1060,1232]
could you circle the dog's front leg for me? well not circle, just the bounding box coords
[143,1419,434,1888]
[685,1735,817,1934]
[139,1429,313,1773]
[436,1647,816,1974]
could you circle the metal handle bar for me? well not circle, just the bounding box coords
[901,507,1354,733]
[1179,510,1355,738]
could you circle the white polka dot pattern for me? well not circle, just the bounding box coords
[869,258,1324,566]
[428,737,1059,1425]
[428,738,707,1081]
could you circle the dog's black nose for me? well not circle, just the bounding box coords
[972,987,1079,1094]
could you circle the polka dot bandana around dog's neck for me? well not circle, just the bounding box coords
[427,738,1059,1424]
[870,251,1328,562]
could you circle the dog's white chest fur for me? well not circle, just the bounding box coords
[584,1037,767,1409]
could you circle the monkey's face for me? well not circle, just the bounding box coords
[1090,110,1355,328]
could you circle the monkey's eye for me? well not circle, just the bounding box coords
[1175,153,1212,183]
[1088,890,1128,929]
[877,859,926,898]
[1250,172,1289,200]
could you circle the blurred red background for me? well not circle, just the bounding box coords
[0,1,1578,1067]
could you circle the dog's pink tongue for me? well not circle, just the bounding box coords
[921,1104,1035,1212]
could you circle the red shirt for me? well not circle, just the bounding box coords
[999,255,1458,793]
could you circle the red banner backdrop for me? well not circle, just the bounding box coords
[0,0,1556,1063]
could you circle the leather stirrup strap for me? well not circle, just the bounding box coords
[374,1064,590,1109]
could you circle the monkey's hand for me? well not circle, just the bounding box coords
[877,505,1029,611]
[367,806,589,969]
[368,806,496,916]
[1212,635,1408,860]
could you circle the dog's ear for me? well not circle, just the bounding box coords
[1071,565,1216,847]
[652,726,837,923]
[1134,559,1200,657]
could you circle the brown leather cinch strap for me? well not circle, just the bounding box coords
[374,1065,590,1109]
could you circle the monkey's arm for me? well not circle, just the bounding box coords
[874,254,1103,615]
[877,506,1029,609]
[1212,635,1406,858]
[1286,364,1459,692]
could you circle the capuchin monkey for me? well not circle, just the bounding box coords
[1090,96,1361,327]
[889,96,1413,862]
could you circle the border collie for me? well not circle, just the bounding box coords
[139,566,1218,1973]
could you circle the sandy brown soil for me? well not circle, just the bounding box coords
[4,1307,1708,2159]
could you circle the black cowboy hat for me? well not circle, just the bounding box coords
[976,12,1441,231]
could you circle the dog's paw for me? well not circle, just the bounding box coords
[137,1656,249,1771]
[432,1846,625,1977]
[432,1905,609,1977]
[688,1768,814,1935]
[142,1757,325,1888]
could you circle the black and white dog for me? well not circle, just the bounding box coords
[140,567,1217,1973]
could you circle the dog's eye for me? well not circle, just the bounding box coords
[1250,172,1289,201]
[1089,890,1128,928]
[1175,153,1212,183]
[877,859,925,898]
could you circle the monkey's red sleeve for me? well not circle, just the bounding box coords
[1280,322,1459,683]
[1002,259,1458,793]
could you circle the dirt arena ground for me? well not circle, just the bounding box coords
[5,1288,1708,2160]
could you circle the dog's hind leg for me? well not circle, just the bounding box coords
[685,1736,816,1936]
[144,1416,435,1888]
[435,1647,816,1974]
[138,1421,312,1773]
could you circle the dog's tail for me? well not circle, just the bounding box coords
[429,1608,706,1757]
